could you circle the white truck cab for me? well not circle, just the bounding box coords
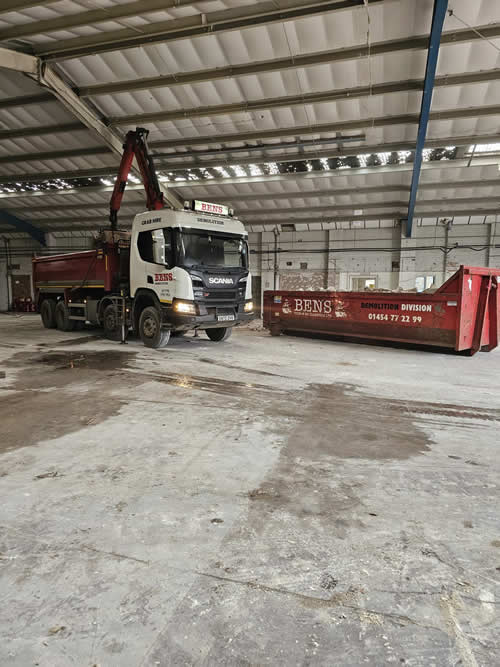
[128,206,254,347]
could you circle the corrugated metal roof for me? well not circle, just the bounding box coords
[0,0,499,237]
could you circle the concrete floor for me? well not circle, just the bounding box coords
[0,314,499,666]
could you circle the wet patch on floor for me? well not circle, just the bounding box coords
[3,350,496,460]
[0,349,286,453]
[0,391,125,455]
[0,350,137,453]
[34,350,134,371]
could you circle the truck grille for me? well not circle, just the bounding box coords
[202,289,239,301]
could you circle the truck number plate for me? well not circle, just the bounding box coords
[218,314,235,322]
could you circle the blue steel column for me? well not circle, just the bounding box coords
[404,0,448,238]
[0,208,46,246]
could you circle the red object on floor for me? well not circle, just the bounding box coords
[263,265,500,355]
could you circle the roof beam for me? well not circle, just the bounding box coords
[25,220,136,231]
[4,184,499,211]
[243,208,500,225]
[2,132,498,172]
[0,46,183,209]
[1,22,499,110]
[210,180,500,201]
[26,202,405,225]
[25,207,500,232]
[1,102,499,151]
[240,197,500,217]
[79,23,500,97]
[0,167,118,184]
[2,152,500,187]
[152,134,499,170]
[0,135,363,166]
[8,203,142,214]
[0,175,498,203]
[149,105,500,150]
[0,183,145,201]
[404,0,447,238]
[0,147,111,166]
[9,200,491,228]
[0,46,38,75]
[31,0,386,62]
[160,157,500,186]
[0,208,46,245]
[0,122,83,141]
[109,69,500,128]
[0,1,57,15]
[0,0,210,40]
[0,92,54,110]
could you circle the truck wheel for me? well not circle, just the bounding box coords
[103,304,122,341]
[206,327,232,342]
[55,301,75,332]
[139,306,170,349]
[40,299,57,329]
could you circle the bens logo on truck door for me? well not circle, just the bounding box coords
[155,273,173,282]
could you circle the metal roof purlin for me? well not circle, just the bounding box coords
[33,0,387,62]
[0,46,183,210]
[403,0,448,238]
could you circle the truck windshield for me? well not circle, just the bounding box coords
[179,231,248,269]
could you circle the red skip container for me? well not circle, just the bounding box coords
[263,266,500,355]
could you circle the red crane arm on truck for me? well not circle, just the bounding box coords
[109,126,165,230]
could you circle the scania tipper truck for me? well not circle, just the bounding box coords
[33,128,255,349]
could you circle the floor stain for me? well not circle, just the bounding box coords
[198,357,290,379]
[34,350,133,371]
[2,349,498,464]
[0,390,125,455]
[52,334,104,346]
[0,349,285,453]
[145,370,283,398]
[0,350,136,453]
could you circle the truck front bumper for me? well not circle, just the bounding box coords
[162,303,256,331]
[162,302,255,330]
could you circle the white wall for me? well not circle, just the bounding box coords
[249,222,499,305]
[1,225,497,312]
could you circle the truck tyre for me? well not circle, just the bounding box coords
[206,326,232,342]
[55,301,75,332]
[103,304,122,341]
[40,299,57,329]
[139,306,170,349]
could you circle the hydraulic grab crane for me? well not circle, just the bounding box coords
[33,125,254,348]
[109,127,165,230]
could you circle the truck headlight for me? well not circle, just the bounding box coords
[174,300,197,315]
[244,301,254,313]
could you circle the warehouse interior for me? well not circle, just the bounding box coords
[0,1,499,665]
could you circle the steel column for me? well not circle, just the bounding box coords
[404,0,448,238]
